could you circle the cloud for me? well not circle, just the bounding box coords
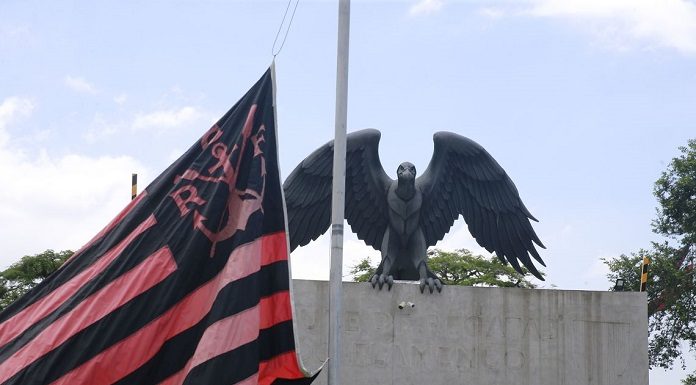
[64,75,98,94]
[0,24,32,46]
[586,256,611,279]
[435,219,490,256]
[113,94,128,105]
[289,232,330,281]
[0,97,34,129]
[0,97,144,269]
[409,0,444,16]
[84,105,208,142]
[0,97,34,146]
[580,255,614,290]
[83,113,125,143]
[289,221,382,282]
[132,106,202,132]
[478,7,506,19]
[497,0,696,55]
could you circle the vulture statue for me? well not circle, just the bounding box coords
[283,129,545,293]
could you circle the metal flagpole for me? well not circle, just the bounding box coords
[328,0,350,384]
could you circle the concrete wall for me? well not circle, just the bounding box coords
[292,280,648,385]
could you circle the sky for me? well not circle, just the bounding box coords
[1,0,696,382]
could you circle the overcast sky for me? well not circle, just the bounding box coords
[2,0,695,382]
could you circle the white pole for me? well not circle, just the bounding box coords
[328,0,350,384]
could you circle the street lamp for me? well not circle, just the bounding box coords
[614,278,625,291]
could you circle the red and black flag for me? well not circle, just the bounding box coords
[0,68,317,385]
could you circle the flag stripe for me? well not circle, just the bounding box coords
[259,291,292,330]
[48,233,287,385]
[157,307,260,385]
[0,246,177,383]
[236,373,260,385]
[257,321,297,365]
[6,260,290,385]
[159,290,293,385]
[259,351,305,385]
[182,336,260,385]
[0,214,157,350]
[179,320,297,385]
[259,231,289,265]
[110,261,290,385]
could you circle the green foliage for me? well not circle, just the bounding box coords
[349,257,377,283]
[603,253,643,292]
[603,138,696,382]
[653,139,696,244]
[646,245,696,370]
[605,245,696,369]
[350,248,540,288]
[0,249,72,311]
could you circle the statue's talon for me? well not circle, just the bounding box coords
[418,277,443,294]
[370,274,378,288]
[370,274,393,291]
[427,277,435,293]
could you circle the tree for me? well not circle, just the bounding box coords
[350,248,540,288]
[349,257,377,283]
[604,139,696,384]
[653,139,696,245]
[684,373,696,385]
[0,249,72,311]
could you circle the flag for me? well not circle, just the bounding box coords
[0,68,317,385]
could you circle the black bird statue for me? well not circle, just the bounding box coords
[283,129,545,293]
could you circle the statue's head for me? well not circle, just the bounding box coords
[397,162,416,181]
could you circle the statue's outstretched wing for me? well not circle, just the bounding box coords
[283,129,392,251]
[416,132,546,279]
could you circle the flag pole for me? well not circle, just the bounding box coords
[329,0,350,384]
[131,173,137,200]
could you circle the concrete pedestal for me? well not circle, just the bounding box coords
[292,280,648,385]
